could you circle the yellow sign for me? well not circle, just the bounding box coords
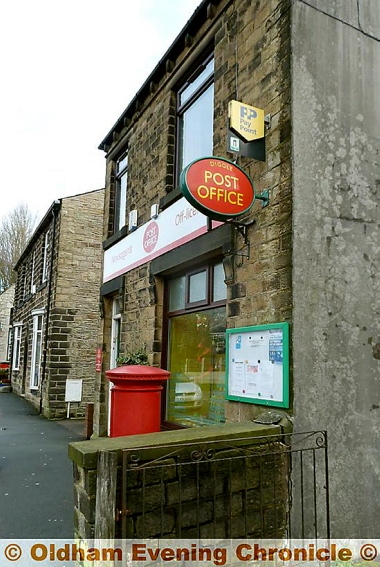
[228,100,265,142]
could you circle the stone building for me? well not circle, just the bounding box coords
[0,285,14,362]
[11,189,105,418]
[93,0,379,537]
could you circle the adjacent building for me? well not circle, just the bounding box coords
[0,284,14,362]
[11,190,105,418]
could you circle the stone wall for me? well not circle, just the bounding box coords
[69,422,289,540]
[0,285,14,361]
[11,191,105,418]
[44,191,105,418]
[11,212,56,406]
[213,0,292,423]
[291,0,380,537]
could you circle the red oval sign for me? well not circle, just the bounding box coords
[179,157,255,220]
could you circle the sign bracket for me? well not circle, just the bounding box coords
[256,190,270,208]
[222,218,256,244]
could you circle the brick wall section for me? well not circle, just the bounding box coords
[213,0,292,422]
[44,191,105,418]
[212,0,292,324]
[69,422,289,540]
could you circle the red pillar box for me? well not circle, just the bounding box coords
[106,365,170,437]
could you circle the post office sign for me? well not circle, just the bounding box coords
[179,156,255,221]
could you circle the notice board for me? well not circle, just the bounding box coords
[226,322,289,408]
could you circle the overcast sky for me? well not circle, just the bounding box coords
[0,0,202,224]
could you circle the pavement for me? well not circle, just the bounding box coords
[0,392,86,539]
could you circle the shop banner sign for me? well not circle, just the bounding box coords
[103,197,221,283]
[179,156,255,221]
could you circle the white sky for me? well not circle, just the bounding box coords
[0,0,202,224]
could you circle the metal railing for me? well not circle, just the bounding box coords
[118,430,329,539]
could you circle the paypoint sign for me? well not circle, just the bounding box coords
[228,100,265,142]
[179,156,255,221]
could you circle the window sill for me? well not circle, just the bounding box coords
[103,226,128,250]
[159,187,182,211]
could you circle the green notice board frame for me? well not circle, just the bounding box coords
[226,322,290,408]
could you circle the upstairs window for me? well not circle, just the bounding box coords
[177,55,214,177]
[42,231,50,283]
[30,252,36,294]
[115,151,128,232]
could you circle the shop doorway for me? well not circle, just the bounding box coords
[108,298,121,434]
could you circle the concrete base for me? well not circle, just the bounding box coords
[0,385,12,393]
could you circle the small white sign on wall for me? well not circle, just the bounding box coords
[65,379,83,402]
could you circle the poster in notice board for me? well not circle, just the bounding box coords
[226,322,289,408]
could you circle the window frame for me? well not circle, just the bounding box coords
[12,323,23,370]
[42,231,50,283]
[175,53,214,182]
[30,251,36,294]
[163,259,227,428]
[30,309,44,390]
[114,150,128,233]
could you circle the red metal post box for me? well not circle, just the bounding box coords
[105,365,170,437]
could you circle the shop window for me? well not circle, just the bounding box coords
[165,261,226,427]
[177,55,214,177]
[30,311,44,389]
[115,151,128,232]
[12,323,22,370]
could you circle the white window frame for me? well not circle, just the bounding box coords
[30,309,45,390]
[12,323,23,370]
[115,151,128,232]
[30,251,36,294]
[42,231,50,283]
[22,266,27,299]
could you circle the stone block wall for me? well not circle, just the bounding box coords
[121,445,288,539]
[44,190,105,418]
[69,422,289,541]
[212,0,293,424]
[11,190,104,418]
[11,213,57,407]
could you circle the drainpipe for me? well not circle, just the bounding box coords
[39,200,60,415]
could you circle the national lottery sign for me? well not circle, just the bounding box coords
[179,156,255,221]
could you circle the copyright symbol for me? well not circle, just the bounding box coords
[360,544,378,561]
[4,544,22,561]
